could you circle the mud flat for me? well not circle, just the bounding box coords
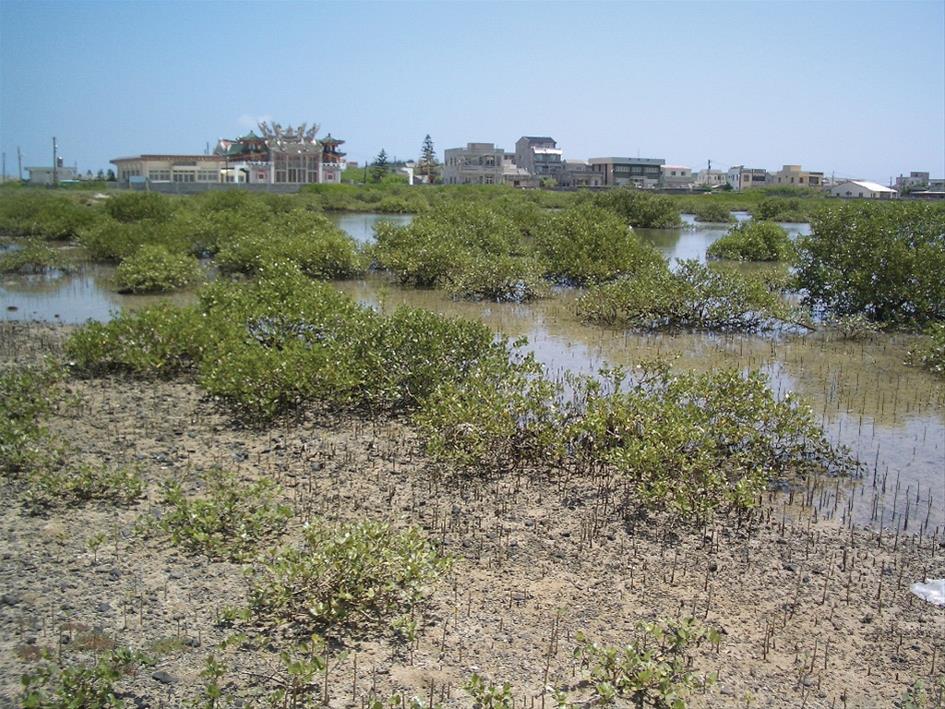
[0,322,943,707]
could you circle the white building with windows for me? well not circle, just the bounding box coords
[660,164,694,189]
[442,143,536,187]
[828,180,898,200]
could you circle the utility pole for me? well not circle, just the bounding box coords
[1,152,5,184]
[52,137,58,186]
[17,146,22,181]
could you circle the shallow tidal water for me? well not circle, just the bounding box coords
[1,213,941,530]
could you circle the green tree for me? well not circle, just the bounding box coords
[96,169,105,180]
[371,149,389,183]
[417,134,438,183]
[106,169,116,181]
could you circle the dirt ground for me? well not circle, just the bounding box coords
[1,321,943,708]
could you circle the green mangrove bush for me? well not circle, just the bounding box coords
[707,221,795,262]
[0,364,62,477]
[752,197,807,223]
[104,192,174,223]
[215,211,362,279]
[247,520,448,635]
[66,303,207,378]
[68,262,514,423]
[795,201,945,324]
[907,323,945,378]
[537,204,665,285]
[0,240,69,274]
[0,191,101,240]
[574,618,719,708]
[578,260,799,332]
[114,244,202,293]
[24,462,144,512]
[158,469,291,561]
[690,202,734,224]
[565,363,852,519]
[20,647,151,708]
[372,202,532,297]
[415,350,563,474]
[594,188,682,228]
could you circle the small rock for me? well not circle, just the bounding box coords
[1,593,20,606]
[108,569,121,581]
[151,670,176,685]
[708,562,718,572]
[96,602,112,613]
[783,562,797,573]
[183,636,201,647]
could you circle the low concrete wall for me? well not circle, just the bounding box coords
[128,182,303,195]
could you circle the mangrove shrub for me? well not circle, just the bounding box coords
[114,244,202,293]
[707,221,795,262]
[536,204,665,285]
[795,201,945,324]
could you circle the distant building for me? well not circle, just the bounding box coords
[726,165,768,191]
[931,178,945,191]
[25,165,78,185]
[895,171,930,192]
[828,180,898,200]
[694,169,726,188]
[112,122,346,188]
[768,164,823,188]
[514,136,564,182]
[588,157,664,188]
[660,164,694,189]
[111,155,226,186]
[559,160,603,188]
[442,143,536,187]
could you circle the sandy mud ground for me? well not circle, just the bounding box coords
[1,322,943,708]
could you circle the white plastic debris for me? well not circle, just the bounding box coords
[910,579,945,607]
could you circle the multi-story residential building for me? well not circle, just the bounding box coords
[659,164,694,189]
[828,180,898,200]
[559,160,604,188]
[588,157,664,188]
[694,169,726,188]
[895,171,930,192]
[514,136,564,182]
[442,143,536,187]
[768,164,823,187]
[930,178,945,191]
[726,165,768,191]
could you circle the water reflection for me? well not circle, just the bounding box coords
[327,212,413,245]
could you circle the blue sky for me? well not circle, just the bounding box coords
[1,0,943,183]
